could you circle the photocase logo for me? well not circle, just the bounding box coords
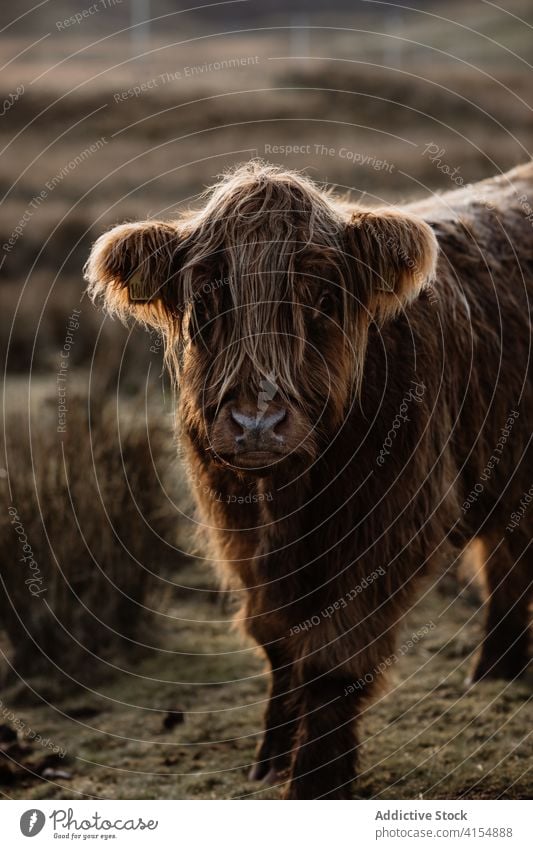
[256,371,278,423]
[20,809,46,837]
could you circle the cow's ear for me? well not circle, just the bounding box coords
[344,209,438,322]
[84,221,183,330]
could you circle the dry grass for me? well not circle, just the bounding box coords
[0,392,184,689]
[0,568,530,800]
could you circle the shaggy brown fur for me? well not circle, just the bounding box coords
[86,160,533,799]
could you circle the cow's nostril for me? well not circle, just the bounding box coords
[230,409,253,435]
[229,410,247,443]
[264,407,287,434]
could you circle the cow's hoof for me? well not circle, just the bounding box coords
[262,766,286,786]
[248,760,271,782]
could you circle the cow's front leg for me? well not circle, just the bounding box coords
[249,644,300,783]
[284,674,363,799]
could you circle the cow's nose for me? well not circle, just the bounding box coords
[231,407,287,447]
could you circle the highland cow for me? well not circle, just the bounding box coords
[85,160,533,799]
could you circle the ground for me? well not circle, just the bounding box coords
[1,562,531,801]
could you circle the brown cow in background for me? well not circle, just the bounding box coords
[86,160,533,798]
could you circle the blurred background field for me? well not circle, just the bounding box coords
[3,0,533,378]
[0,0,531,799]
